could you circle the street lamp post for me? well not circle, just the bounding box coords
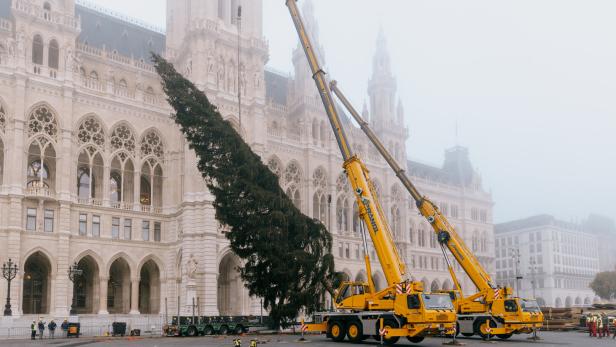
[529,258,537,299]
[2,259,18,316]
[509,248,522,297]
[68,262,83,315]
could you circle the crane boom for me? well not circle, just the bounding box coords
[286,0,405,286]
[329,81,496,295]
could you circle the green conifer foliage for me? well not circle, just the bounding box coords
[153,55,335,328]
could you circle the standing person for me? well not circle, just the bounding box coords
[591,315,597,337]
[587,315,593,337]
[597,314,604,339]
[602,313,610,338]
[48,320,57,339]
[37,319,45,339]
[61,319,69,338]
[30,321,36,340]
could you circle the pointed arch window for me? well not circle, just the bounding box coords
[48,39,59,69]
[32,35,44,65]
[110,172,122,202]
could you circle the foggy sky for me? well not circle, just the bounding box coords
[92,0,616,224]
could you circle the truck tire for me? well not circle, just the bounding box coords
[203,325,214,335]
[219,325,229,335]
[382,319,400,345]
[235,325,245,335]
[187,326,197,337]
[497,333,512,339]
[407,336,425,343]
[461,333,473,337]
[346,321,363,343]
[473,319,496,340]
[328,321,346,342]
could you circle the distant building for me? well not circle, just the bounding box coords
[584,214,616,271]
[495,215,600,308]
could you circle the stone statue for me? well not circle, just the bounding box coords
[186,254,198,279]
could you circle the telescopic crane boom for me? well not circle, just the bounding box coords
[286,1,456,344]
[330,81,544,339]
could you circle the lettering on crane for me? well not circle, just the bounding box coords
[360,196,379,232]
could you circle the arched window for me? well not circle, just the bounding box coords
[141,158,163,209]
[43,2,51,11]
[89,71,98,81]
[312,118,319,145]
[472,230,479,252]
[390,206,401,237]
[77,167,93,199]
[48,39,59,69]
[27,160,49,184]
[140,175,151,205]
[352,201,360,233]
[110,172,121,202]
[312,191,327,223]
[285,185,301,209]
[32,35,44,65]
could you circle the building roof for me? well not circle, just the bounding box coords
[75,3,165,61]
[406,146,476,187]
[495,214,583,234]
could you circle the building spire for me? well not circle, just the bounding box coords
[367,27,396,128]
[372,25,392,80]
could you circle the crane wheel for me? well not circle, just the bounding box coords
[407,336,425,343]
[328,321,346,342]
[346,321,363,343]
[382,319,400,345]
[473,319,497,339]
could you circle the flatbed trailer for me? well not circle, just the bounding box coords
[165,315,268,337]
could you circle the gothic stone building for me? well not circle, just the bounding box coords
[0,0,493,329]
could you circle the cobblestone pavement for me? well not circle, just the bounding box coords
[0,331,610,346]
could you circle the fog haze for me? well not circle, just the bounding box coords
[92,0,616,224]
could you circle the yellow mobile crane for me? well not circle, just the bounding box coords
[286,1,456,344]
[328,81,544,340]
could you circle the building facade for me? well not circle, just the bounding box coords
[0,0,494,328]
[495,215,601,308]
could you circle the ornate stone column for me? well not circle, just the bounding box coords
[98,276,108,314]
[130,277,140,314]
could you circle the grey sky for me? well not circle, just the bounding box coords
[92,0,616,224]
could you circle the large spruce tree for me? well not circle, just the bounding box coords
[152,54,336,327]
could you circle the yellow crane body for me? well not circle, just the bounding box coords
[286,0,456,344]
[329,81,544,339]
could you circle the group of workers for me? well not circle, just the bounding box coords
[30,319,68,340]
[587,313,615,338]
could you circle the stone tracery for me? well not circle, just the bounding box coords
[110,124,136,154]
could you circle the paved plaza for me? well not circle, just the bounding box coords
[0,332,610,347]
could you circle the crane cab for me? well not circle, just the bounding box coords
[334,282,371,311]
